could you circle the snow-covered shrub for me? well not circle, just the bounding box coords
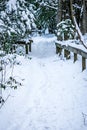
[0,54,22,103]
[0,0,36,53]
[0,26,19,53]
[5,0,36,37]
[16,46,25,56]
[57,19,76,40]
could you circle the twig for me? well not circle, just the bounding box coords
[0,94,10,109]
[82,112,87,126]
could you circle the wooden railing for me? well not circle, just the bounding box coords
[55,41,87,71]
[13,39,33,54]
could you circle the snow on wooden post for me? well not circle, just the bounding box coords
[56,46,62,55]
[29,42,31,52]
[28,39,33,52]
[55,41,87,71]
[25,44,28,54]
[82,57,86,71]
[74,53,77,62]
[64,49,70,59]
[56,46,58,54]
[55,42,63,55]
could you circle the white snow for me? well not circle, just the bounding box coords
[0,34,87,130]
[7,0,17,11]
[55,39,87,53]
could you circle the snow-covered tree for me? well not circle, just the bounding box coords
[57,0,87,35]
[57,19,75,40]
[0,0,36,53]
[34,0,58,33]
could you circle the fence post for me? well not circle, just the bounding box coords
[29,42,31,52]
[82,57,86,71]
[56,46,58,54]
[64,49,70,59]
[25,44,28,54]
[74,53,77,62]
[56,46,62,55]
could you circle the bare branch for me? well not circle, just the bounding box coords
[40,2,57,10]
[70,0,87,50]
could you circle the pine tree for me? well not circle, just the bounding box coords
[0,0,36,53]
[34,0,57,33]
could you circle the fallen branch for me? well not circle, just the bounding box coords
[0,94,10,109]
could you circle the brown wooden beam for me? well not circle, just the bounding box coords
[82,57,86,71]
[64,49,70,59]
[74,53,77,62]
[25,44,28,54]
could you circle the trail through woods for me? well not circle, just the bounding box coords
[0,35,87,130]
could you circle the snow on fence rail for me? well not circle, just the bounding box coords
[55,40,87,71]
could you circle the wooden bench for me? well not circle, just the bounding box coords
[13,39,33,54]
[55,41,87,71]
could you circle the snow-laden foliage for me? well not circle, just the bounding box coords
[6,0,36,35]
[0,53,22,103]
[34,0,57,33]
[0,0,36,53]
[57,19,76,41]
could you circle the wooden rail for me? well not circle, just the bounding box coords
[55,42,87,71]
[13,39,33,54]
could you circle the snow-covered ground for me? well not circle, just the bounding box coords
[0,34,87,130]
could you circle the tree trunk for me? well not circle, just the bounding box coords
[57,0,62,23]
[70,0,74,23]
[70,0,87,49]
[82,0,87,34]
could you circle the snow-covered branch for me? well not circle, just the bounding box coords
[70,0,87,50]
[73,16,87,49]
[73,4,81,10]
[40,2,57,10]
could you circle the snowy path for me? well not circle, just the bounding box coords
[0,35,87,130]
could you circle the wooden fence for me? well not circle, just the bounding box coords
[13,39,33,54]
[55,42,87,71]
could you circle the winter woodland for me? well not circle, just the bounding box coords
[0,0,87,130]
